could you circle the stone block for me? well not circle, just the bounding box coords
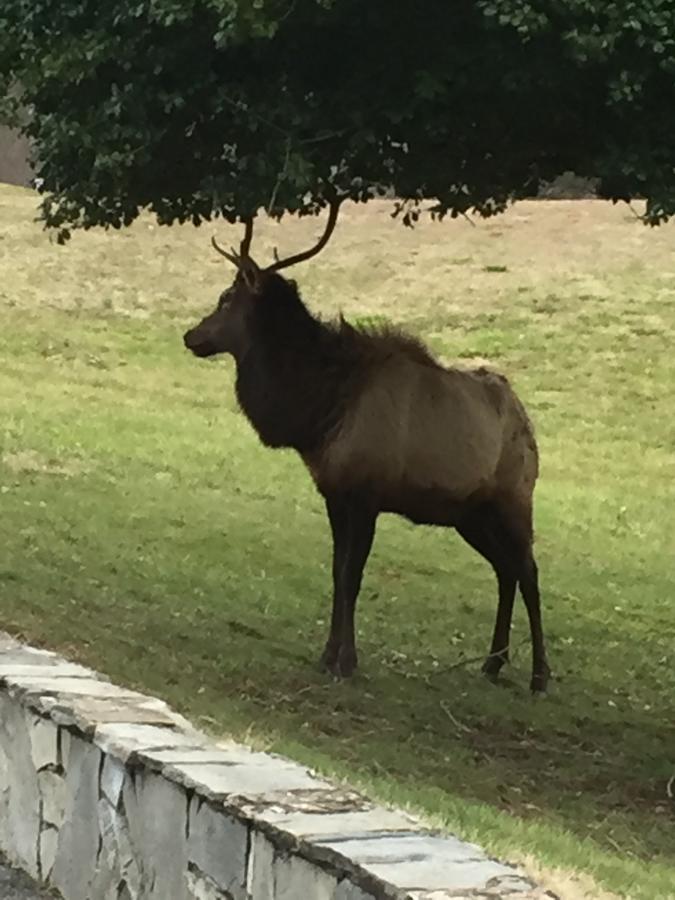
[0,740,8,850]
[27,714,59,771]
[245,831,275,900]
[100,754,127,807]
[60,728,72,769]
[37,769,66,828]
[95,722,205,762]
[0,646,61,666]
[238,787,369,819]
[273,852,337,900]
[187,795,248,899]
[0,661,96,679]
[186,864,234,900]
[0,632,20,651]
[105,796,143,898]
[317,833,530,893]
[39,826,59,879]
[0,693,40,876]
[123,768,189,899]
[334,881,379,900]
[5,675,139,699]
[255,806,418,841]
[166,756,330,803]
[143,747,248,770]
[50,735,102,900]
[89,797,136,900]
[48,694,189,732]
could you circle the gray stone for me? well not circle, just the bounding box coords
[0,662,96,679]
[165,756,330,802]
[38,827,58,879]
[100,754,127,807]
[0,633,21,651]
[5,675,140,699]
[27,715,59,771]
[239,787,369,818]
[0,694,41,876]
[59,728,72,769]
[255,807,419,841]
[50,735,102,900]
[187,796,248,899]
[407,893,539,900]
[245,832,275,900]
[143,747,249,769]
[334,881,378,900]
[37,769,66,828]
[123,768,189,899]
[95,722,205,762]
[89,798,131,900]
[0,740,9,849]
[186,864,234,900]
[408,892,471,899]
[486,873,539,894]
[99,796,142,899]
[47,694,190,732]
[0,647,61,666]
[273,853,337,900]
[317,833,525,893]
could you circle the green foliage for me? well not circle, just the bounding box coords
[2,0,675,240]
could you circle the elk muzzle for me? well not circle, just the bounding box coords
[183,324,218,358]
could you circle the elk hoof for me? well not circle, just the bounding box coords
[530,664,551,695]
[318,644,339,672]
[322,646,357,679]
[481,654,507,683]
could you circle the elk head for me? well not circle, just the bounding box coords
[183,200,340,360]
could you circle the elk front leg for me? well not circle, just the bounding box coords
[319,496,348,671]
[320,495,376,677]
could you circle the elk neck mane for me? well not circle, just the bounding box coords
[233,273,440,452]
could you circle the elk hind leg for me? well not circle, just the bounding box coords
[519,549,551,693]
[456,505,518,682]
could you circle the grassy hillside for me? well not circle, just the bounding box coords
[1,185,673,898]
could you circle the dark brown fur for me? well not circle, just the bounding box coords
[184,268,550,692]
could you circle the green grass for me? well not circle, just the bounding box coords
[1,186,674,899]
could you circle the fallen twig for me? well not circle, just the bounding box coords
[440,700,473,733]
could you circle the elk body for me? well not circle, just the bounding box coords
[184,210,550,693]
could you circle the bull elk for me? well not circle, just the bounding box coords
[184,202,550,693]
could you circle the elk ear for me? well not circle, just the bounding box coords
[240,257,263,294]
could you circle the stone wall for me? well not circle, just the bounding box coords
[0,633,549,900]
[0,126,33,186]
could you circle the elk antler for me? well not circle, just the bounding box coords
[239,216,254,259]
[211,216,256,267]
[267,198,341,272]
[211,235,239,266]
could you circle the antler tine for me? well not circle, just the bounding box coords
[240,216,254,259]
[267,197,342,273]
[211,235,240,266]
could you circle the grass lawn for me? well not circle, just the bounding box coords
[1,185,673,898]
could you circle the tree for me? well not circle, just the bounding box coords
[1,0,675,245]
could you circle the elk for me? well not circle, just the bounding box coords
[184,202,550,693]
